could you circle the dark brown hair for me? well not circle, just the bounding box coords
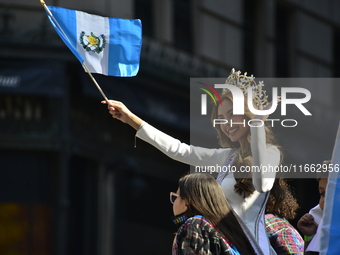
[178,173,255,254]
[265,178,299,219]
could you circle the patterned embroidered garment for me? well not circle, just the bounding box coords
[172,215,241,255]
[265,214,304,255]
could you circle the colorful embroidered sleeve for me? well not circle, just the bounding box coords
[265,214,304,255]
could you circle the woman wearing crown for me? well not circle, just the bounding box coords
[102,69,283,254]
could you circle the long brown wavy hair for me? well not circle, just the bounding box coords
[179,173,255,254]
[265,178,299,219]
[211,90,282,196]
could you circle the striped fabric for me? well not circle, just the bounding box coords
[265,214,304,255]
[45,6,142,77]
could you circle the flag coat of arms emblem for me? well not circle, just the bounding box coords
[46,6,142,77]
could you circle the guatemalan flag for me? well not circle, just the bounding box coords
[319,123,340,254]
[45,6,142,77]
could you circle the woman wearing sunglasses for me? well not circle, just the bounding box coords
[170,173,255,255]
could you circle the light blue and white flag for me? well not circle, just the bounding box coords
[320,123,340,255]
[45,6,142,77]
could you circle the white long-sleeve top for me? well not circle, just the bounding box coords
[136,121,280,254]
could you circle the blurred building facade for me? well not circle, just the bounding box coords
[0,0,339,254]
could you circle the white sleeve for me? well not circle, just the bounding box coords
[250,123,280,193]
[136,122,230,167]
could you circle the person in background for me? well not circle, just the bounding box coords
[265,178,304,254]
[297,160,330,255]
[171,173,255,254]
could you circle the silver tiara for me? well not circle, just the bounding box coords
[224,68,269,107]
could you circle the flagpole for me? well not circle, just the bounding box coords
[82,65,109,101]
[40,0,109,102]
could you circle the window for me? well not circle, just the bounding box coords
[0,151,52,255]
[135,0,154,37]
[243,0,256,72]
[333,29,340,108]
[173,0,193,53]
[275,4,290,77]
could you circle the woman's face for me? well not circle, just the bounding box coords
[173,188,188,216]
[217,99,250,147]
